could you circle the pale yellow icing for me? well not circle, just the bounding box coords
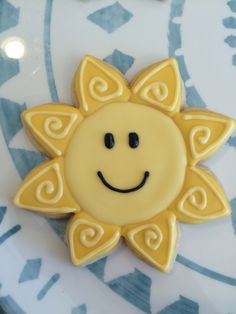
[65,102,187,225]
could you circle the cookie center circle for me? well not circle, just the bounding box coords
[64,102,187,225]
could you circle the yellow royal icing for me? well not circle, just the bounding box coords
[171,166,231,223]
[122,211,178,272]
[74,55,130,116]
[13,158,79,216]
[67,212,120,266]
[64,101,187,225]
[22,104,83,157]
[174,111,236,165]
[13,55,236,271]
[130,58,181,115]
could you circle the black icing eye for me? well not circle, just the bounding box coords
[129,132,139,148]
[104,133,115,149]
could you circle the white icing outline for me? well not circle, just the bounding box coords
[80,56,124,112]
[177,167,230,220]
[132,59,180,112]
[14,161,76,214]
[182,114,235,160]
[25,111,78,156]
[69,217,120,265]
[127,215,177,271]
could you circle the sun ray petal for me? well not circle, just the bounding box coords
[67,212,120,266]
[130,58,181,115]
[122,211,179,272]
[174,110,236,164]
[171,166,231,223]
[74,55,131,116]
[22,104,83,157]
[13,157,79,216]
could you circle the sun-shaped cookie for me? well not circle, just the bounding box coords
[13,56,236,272]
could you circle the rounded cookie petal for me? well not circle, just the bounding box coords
[174,110,236,164]
[67,212,121,266]
[122,211,179,272]
[22,104,83,157]
[171,166,231,223]
[13,157,79,217]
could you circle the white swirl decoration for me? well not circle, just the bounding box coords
[141,82,169,105]
[178,187,207,212]
[79,221,104,248]
[190,126,211,158]
[44,115,74,139]
[88,76,123,102]
[128,224,163,251]
[35,163,63,204]
[144,226,163,251]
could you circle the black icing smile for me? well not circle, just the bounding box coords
[97,171,150,193]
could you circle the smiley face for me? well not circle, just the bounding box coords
[98,130,150,193]
[64,102,187,225]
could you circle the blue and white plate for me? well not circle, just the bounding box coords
[0,1,236,313]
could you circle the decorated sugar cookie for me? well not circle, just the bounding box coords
[13,56,236,272]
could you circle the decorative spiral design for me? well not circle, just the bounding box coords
[178,186,207,212]
[189,187,207,210]
[128,224,163,252]
[189,125,211,158]
[141,82,169,104]
[80,222,104,248]
[44,116,67,139]
[144,227,163,251]
[90,76,108,93]
[35,163,63,204]
[191,125,211,145]
[88,76,123,102]
[35,180,61,204]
